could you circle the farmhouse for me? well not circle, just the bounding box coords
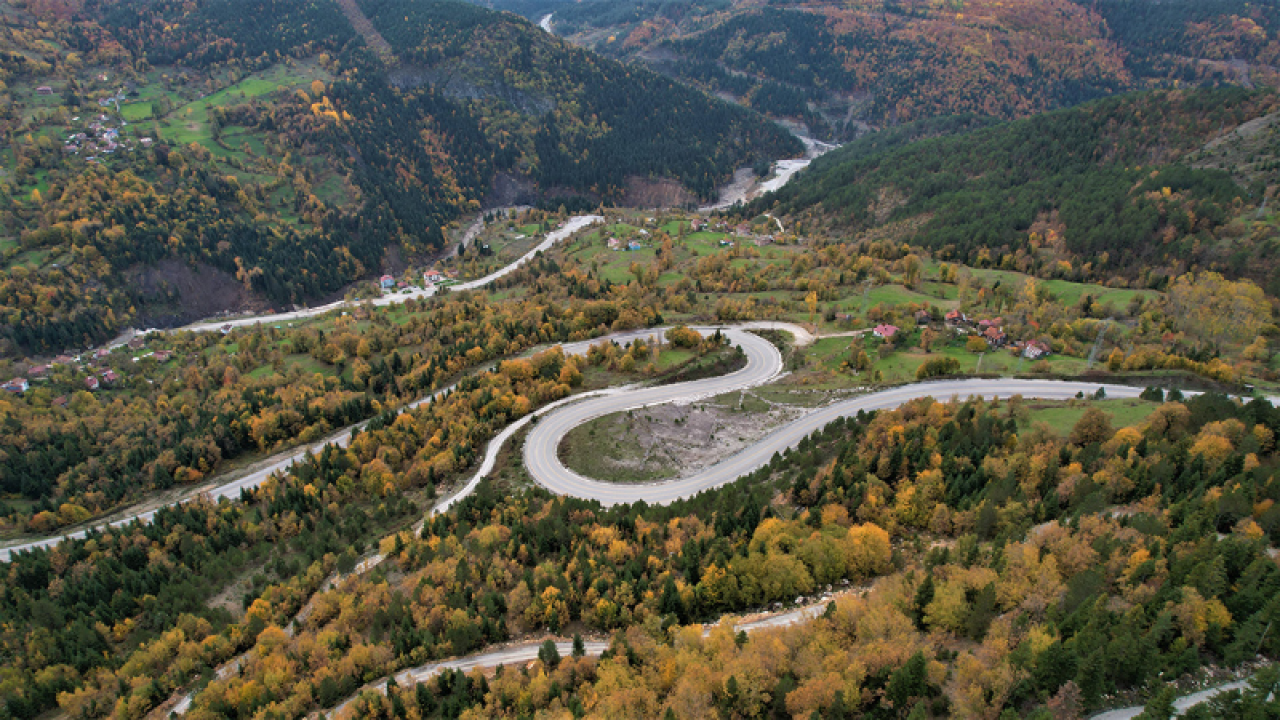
[873,324,899,339]
[1022,340,1050,359]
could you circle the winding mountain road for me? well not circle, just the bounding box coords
[322,592,847,718]
[525,328,1145,505]
[170,215,601,334]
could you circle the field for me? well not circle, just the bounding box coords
[1020,397,1161,436]
[155,61,331,147]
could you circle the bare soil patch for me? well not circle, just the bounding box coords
[560,389,816,484]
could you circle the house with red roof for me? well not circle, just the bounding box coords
[1022,340,1050,359]
[873,324,900,339]
[2,378,29,394]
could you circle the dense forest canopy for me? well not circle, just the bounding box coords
[536,0,1280,138]
[751,88,1280,296]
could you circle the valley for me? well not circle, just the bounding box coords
[4,1,1280,720]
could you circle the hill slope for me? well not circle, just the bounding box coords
[539,0,1280,138]
[0,0,798,356]
[750,88,1280,295]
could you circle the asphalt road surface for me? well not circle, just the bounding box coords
[171,214,602,334]
[525,341,1146,505]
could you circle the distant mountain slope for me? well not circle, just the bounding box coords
[750,88,1280,295]
[537,0,1280,138]
[0,0,798,355]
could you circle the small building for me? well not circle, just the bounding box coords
[983,326,1007,347]
[36,86,53,95]
[1023,340,1050,360]
[100,370,119,385]
[2,378,29,394]
[29,364,51,378]
[85,376,100,391]
[52,396,69,408]
[380,274,395,289]
[607,237,621,250]
[423,269,444,284]
[914,310,931,325]
[154,350,174,362]
[128,336,145,350]
[873,324,899,339]
[140,137,153,147]
[945,310,968,325]
[627,241,642,251]
[94,348,111,361]
[221,324,233,334]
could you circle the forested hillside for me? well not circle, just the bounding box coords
[750,87,1280,295]
[7,367,1280,718]
[0,0,796,356]
[544,0,1280,138]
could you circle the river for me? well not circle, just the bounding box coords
[701,134,838,211]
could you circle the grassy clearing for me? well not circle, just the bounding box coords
[1021,397,1160,436]
[119,102,153,122]
[654,349,695,370]
[246,354,336,380]
[157,61,330,147]
[961,267,1160,310]
[559,411,664,484]
[801,329,1092,384]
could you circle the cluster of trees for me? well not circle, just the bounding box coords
[0,291,665,530]
[585,0,1134,129]
[1075,0,1280,80]
[286,390,1280,719]
[176,457,892,717]
[360,0,800,199]
[757,88,1280,293]
[4,282,1279,718]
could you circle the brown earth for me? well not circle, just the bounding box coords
[127,259,268,327]
[621,175,699,208]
